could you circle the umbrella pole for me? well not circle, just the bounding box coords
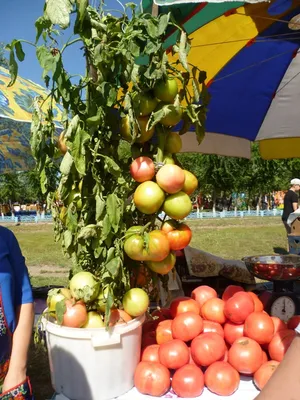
[152,2,158,16]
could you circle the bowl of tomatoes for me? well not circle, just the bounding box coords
[242,255,300,281]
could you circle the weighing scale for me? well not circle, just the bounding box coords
[243,255,300,322]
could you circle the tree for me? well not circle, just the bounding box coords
[0,42,9,68]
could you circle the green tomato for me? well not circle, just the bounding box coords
[163,191,192,220]
[165,132,182,154]
[154,77,178,103]
[82,311,105,328]
[70,271,99,303]
[132,92,158,117]
[123,288,149,317]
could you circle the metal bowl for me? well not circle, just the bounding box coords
[242,255,300,281]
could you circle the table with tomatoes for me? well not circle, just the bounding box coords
[127,285,297,399]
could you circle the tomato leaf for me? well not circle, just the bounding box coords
[60,151,73,175]
[107,194,120,233]
[71,128,90,175]
[78,225,98,240]
[63,230,73,249]
[106,256,121,277]
[95,195,105,221]
[36,45,60,80]
[45,0,74,29]
[55,299,66,325]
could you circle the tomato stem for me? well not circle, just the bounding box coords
[156,124,167,163]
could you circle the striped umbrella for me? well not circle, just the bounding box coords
[0,66,63,172]
[144,0,300,159]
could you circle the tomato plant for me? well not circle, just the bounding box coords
[201,298,226,324]
[244,312,274,345]
[161,220,192,251]
[268,329,296,362]
[170,297,201,318]
[134,361,170,397]
[254,361,279,390]
[172,364,204,398]
[224,292,254,324]
[228,337,263,375]
[191,332,227,367]
[159,339,190,370]
[172,311,203,342]
[204,361,240,396]
[191,285,217,308]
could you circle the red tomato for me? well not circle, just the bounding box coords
[161,220,192,250]
[141,344,160,363]
[130,156,155,183]
[220,350,229,362]
[244,312,274,345]
[62,300,88,328]
[228,337,263,374]
[247,292,264,312]
[201,298,226,324]
[156,164,185,194]
[203,320,224,338]
[222,285,244,301]
[191,332,227,367]
[261,351,268,364]
[268,329,296,362]
[170,297,200,318]
[287,315,300,330]
[188,347,196,365]
[142,331,157,348]
[254,361,280,390]
[151,308,172,321]
[108,309,132,326]
[172,364,204,398]
[134,361,170,397]
[159,339,190,370]
[271,317,287,334]
[204,361,240,396]
[156,320,173,345]
[172,312,203,342]
[142,320,159,335]
[191,285,218,308]
[224,322,244,345]
[224,292,254,324]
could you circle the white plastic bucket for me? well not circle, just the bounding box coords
[43,313,145,400]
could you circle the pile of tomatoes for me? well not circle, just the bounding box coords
[135,284,299,398]
[46,271,150,328]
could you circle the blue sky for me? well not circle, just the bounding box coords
[0,0,139,87]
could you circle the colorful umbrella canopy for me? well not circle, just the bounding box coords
[0,66,62,173]
[144,0,300,159]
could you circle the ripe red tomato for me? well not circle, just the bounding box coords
[142,331,157,348]
[247,292,264,312]
[172,364,204,398]
[224,322,244,345]
[191,285,217,308]
[141,344,160,363]
[203,320,224,338]
[222,285,244,301]
[130,156,155,183]
[170,297,201,318]
[62,300,88,328]
[159,339,190,370]
[172,312,203,342]
[228,337,263,374]
[204,361,240,396]
[268,329,296,362]
[271,317,287,334]
[287,315,300,330]
[151,308,172,321]
[201,298,226,324]
[254,361,280,390]
[108,309,132,326]
[244,312,274,345]
[161,220,192,251]
[224,292,254,324]
[134,181,165,215]
[156,319,173,345]
[220,350,229,362]
[134,361,170,397]
[191,332,226,367]
[156,164,185,194]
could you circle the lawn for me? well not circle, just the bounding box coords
[1,217,287,399]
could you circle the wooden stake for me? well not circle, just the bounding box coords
[152,2,159,16]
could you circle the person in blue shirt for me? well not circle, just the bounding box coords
[0,226,34,399]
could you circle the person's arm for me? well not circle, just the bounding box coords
[255,335,300,400]
[292,192,298,211]
[2,303,34,392]
[2,230,34,392]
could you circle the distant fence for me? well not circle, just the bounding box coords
[0,209,283,224]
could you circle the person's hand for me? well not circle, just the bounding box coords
[2,369,26,393]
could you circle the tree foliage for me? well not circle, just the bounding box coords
[0,42,9,68]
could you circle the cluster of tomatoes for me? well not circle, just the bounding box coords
[47,271,150,328]
[253,262,300,280]
[135,284,299,398]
